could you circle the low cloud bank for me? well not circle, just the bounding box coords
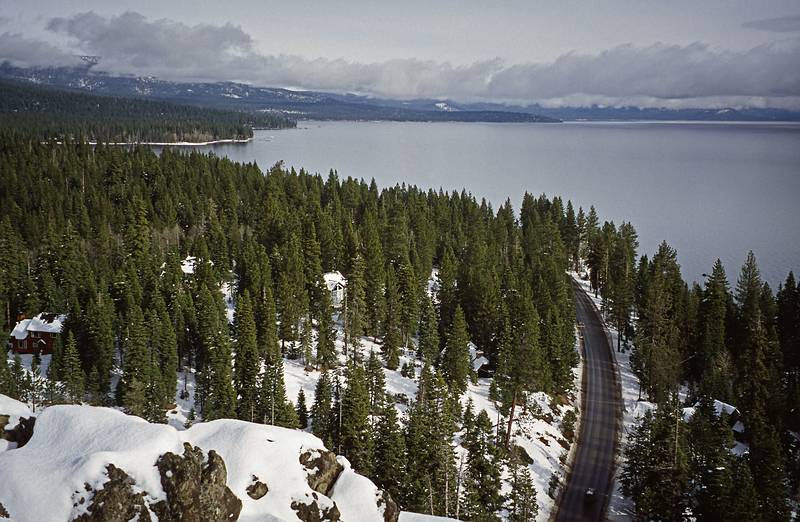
[1,11,799,109]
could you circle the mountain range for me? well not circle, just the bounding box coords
[2,62,799,123]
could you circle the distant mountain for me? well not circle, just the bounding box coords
[0,63,558,123]
[3,62,797,122]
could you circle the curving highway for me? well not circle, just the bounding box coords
[554,280,622,521]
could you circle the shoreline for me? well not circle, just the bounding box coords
[52,136,255,146]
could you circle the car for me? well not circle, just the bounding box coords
[584,487,596,506]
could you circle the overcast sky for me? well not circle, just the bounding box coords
[1,0,799,108]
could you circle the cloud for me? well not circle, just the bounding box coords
[743,15,800,33]
[3,11,800,109]
[0,31,80,68]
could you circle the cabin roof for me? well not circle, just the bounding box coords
[9,313,65,340]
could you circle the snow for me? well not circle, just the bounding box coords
[9,313,65,340]
[399,513,457,521]
[323,271,346,292]
[467,343,488,372]
[0,395,33,453]
[180,256,197,274]
[221,281,236,324]
[166,369,198,430]
[9,319,31,340]
[426,269,439,301]
[330,456,385,520]
[0,400,389,521]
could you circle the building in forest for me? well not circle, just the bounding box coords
[7,313,65,355]
[323,271,347,308]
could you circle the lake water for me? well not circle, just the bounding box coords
[189,121,800,288]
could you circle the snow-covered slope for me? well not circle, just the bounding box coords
[0,399,395,522]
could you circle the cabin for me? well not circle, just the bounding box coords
[324,271,347,308]
[7,313,65,355]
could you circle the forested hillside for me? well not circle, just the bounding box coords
[0,80,295,143]
[582,218,800,519]
[0,135,578,519]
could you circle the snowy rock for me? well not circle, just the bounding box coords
[152,443,242,521]
[0,399,396,521]
[300,449,344,496]
[73,464,152,522]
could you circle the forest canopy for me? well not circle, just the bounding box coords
[0,80,295,143]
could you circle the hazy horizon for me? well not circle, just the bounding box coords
[1,1,799,109]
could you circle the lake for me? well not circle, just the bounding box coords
[188,120,800,288]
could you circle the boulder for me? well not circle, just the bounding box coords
[73,464,151,522]
[246,475,269,500]
[291,498,341,522]
[0,415,35,448]
[299,449,343,496]
[152,442,242,522]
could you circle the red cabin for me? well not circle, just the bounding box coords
[8,313,65,355]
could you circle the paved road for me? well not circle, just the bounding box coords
[555,281,621,522]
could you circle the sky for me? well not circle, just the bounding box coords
[1,0,799,108]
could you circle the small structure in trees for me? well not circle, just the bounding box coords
[8,313,65,355]
[323,271,347,308]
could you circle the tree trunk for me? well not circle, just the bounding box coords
[504,389,517,450]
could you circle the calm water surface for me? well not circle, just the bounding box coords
[190,121,800,287]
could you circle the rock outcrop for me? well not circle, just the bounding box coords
[300,449,344,496]
[291,495,341,522]
[0,401,397,522]
[0,415,35,448]
[73,464,151,522]
[151,443,242,522]
[246,475,269,500]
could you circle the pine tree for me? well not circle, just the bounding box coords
[61,332,85,403]
[311,371,334,445]
[299,319,313,368]
[687,396,735,521]
[340,363,374,475]
[398,262,420,346]
[204,330,237,421]
[296,388,309,429]
[442,306,470,395]
[157,308,178,406]
[461,410,502,520]
[259,357,298,428]
[383,266,402,370]
[632,242,684,404]
[417,294,440,363]
[234,292,259,422]
[9,354,26,401]
[144,352,166,424]
[733,253,790,520]
[316,288,337,369]
[120,303,149,412]
[373,399,406,502]
[365,350,386,414]
[729,457,761,521]
[620,402,690,522]
[696,260,733,401]
[508,459,538,522]
[277,233,306,348]
[362,211,386,339]
[345,253,367,356]
[0,351,12,397]
[303,223,325,319]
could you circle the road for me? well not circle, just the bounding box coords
[554,280,621,522]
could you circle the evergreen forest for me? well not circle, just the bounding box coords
[0,80,295,143]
